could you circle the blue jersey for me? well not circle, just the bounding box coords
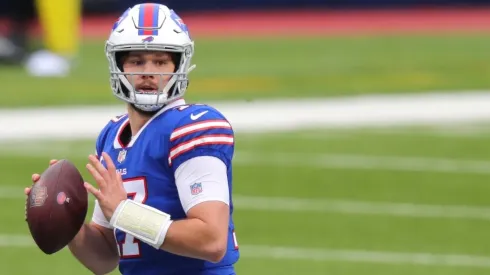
[95,101,240,275]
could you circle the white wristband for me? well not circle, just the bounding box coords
[110,199,173,249]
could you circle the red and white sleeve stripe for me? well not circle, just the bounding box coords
[168,119,234,165]
[170,120,232,141]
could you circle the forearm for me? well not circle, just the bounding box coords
[109,199,229,263]
[160,218,226,263]
[68,222,119,275]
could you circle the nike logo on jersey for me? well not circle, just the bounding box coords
[190,111,209,120]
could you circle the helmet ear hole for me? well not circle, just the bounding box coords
[115,52,128,71]
[171,53,181,72]
[120,82,131,97]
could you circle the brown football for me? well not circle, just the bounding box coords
[26,159,88,254]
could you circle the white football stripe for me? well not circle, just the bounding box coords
[0,235,34,247]
[3,138,490,176]
[1,234,489,268]
[240,245,490,268]
[234,152,490,175]
[232,195,490,220]
[4,91,490,141]
[170,121,231,140]
[4,187,489,221]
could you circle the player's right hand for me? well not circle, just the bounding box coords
[25,159,59,195]
[25,159,58,221]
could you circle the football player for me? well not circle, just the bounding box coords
[25,3,240,275]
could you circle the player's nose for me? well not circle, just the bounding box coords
[140,74,154,80]
[139,63,158,79]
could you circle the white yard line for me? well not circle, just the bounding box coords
[4,187,490,220]
[3,139,490,175]
[3,91,490,141]
[235,152,490,175]
[1,234,489,268]
[240,245,490,268]
[232,195,490,220]
[0,235,34,247]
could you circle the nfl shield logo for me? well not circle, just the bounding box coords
[117,149,127,163]
[190,183,202,195]
[30,184,48,208]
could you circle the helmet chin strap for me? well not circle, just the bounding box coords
[133,103,163,113]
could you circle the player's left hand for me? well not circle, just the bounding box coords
[84,152,127,221]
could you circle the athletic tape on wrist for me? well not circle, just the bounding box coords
[110,199,172,249]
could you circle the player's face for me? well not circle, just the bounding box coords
[122,51,176,93]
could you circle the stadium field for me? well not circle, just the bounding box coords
[2,8,490,275]
[1,121,490,275]
[1,34,490,107]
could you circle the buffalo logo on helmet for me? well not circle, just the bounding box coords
[170,9,190,38]
[142,36,154,43]
[112,8,131,31]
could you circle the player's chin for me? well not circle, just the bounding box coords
[130,104,160,117]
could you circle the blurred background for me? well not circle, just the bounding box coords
[2,0,490,274]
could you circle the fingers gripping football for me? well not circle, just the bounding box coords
[25,159,87,255]
[84,152,127,221]
[24,159,59,221]
[25,159,58,193]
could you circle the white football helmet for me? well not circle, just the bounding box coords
[105,3,195,112]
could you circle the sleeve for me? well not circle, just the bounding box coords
[168,109,235,172]
[174,156,230,213]
[91,200,113,229]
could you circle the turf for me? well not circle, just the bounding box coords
[1,34,490,107]
[2,27,490,275]
[1,127,490,274]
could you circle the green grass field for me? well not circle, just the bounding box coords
[1,34,490,107]
[2,127,490,274]
[2,33,490,274]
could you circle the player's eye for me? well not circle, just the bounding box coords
[155,60,168,66]
[125,58,143,66]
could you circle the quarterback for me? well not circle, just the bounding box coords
[25,3,240,275]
